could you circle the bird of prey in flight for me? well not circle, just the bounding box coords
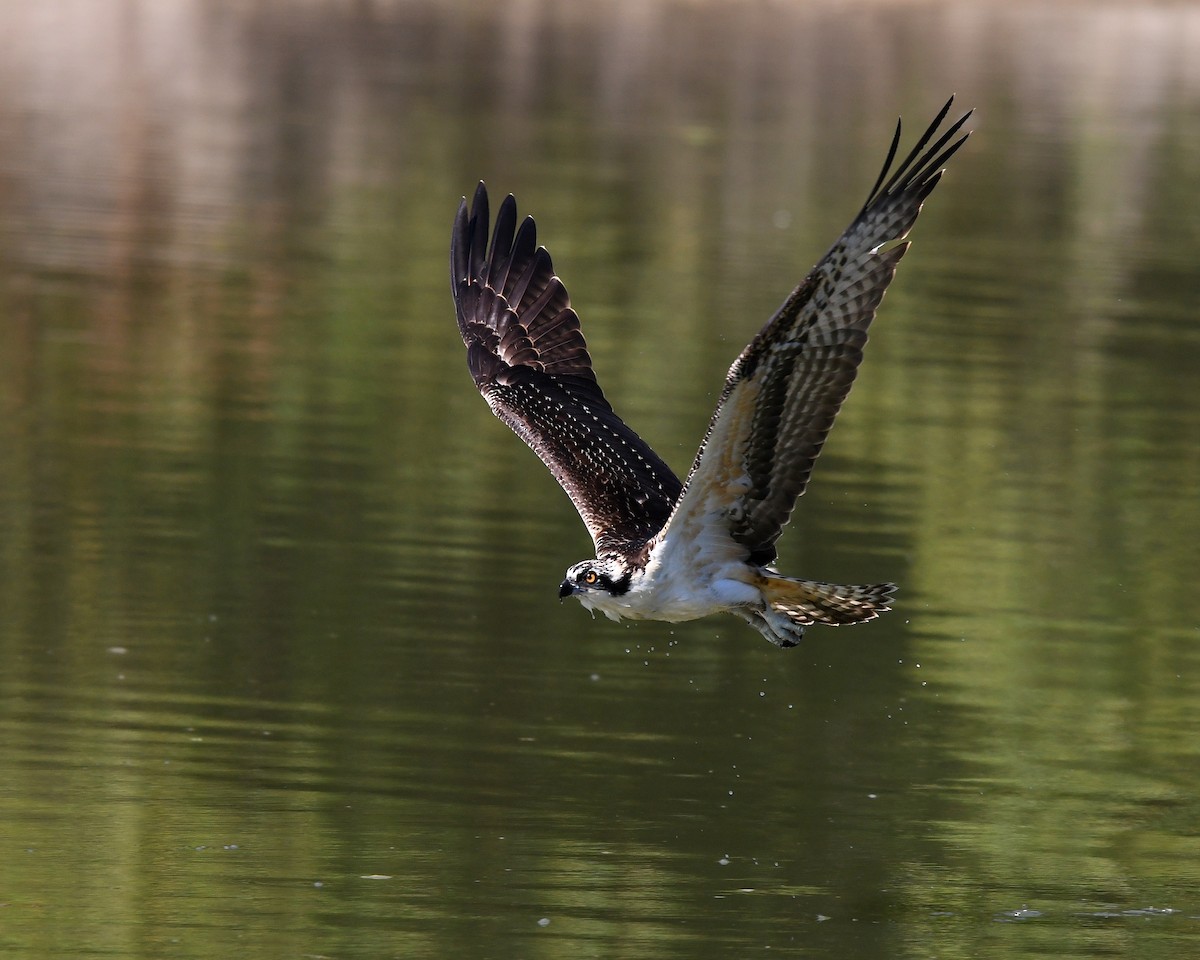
[450,99,970,646]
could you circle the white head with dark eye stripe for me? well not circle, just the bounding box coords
[559,558,634,614]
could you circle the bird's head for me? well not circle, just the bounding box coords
[559,558,633,614]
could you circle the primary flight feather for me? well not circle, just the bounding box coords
[451,99,971,646]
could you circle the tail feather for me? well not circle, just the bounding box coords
[741,575,896,647]
[764,576,896,626]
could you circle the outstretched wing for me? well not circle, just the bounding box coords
[451,183,683,557]
[658,99,971,566]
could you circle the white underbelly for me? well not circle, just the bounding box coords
[589,561,762,623]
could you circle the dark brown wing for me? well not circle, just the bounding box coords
[660,99,971,565]
[450,183,683,557]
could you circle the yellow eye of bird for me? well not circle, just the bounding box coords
[584,571,599,585]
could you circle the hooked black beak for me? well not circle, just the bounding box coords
[559,579,576,600]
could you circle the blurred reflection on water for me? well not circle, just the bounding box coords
[1,1,1199,958]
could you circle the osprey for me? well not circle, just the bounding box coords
[451,99,970,647]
